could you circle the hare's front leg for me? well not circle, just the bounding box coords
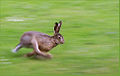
[24,51,36,57]
[35,53,52,59]
[46,53,53,58]
[36,52,53,59]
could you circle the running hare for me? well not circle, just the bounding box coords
[12,21,64,59]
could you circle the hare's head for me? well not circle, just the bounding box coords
[53,21,64,44]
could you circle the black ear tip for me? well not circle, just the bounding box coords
[59,20,62,23]
[55,22,58,25]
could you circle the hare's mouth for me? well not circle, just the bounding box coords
[60,42,64,44]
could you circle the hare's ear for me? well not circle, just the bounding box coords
[54,22,59,34]
[54,21,62,34]
[58,21,62,31]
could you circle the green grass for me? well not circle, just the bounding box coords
[0,0,119,76]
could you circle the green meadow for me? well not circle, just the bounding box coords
[0,0,119,76]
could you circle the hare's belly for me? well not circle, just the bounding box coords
[24,44,33,48]
[39,44,53,52]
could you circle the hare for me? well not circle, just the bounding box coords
[12,21,64,59]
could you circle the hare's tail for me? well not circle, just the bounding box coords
[12,43,23,53]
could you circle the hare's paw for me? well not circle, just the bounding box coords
[36,53,53,59]
[46,53,53,59]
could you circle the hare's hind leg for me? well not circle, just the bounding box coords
[24,51,36,57]
[12,43,23,53]
[31,39,51,59]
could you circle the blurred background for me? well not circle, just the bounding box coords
[0,0,119,75]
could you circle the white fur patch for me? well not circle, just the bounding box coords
[34,40,42,54]
[58,23,61,27]
[12,44,21,53]
[12,49,17,53]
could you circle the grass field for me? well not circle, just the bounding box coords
[0,0,119,76]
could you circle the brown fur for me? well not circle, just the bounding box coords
[12,21,64,59]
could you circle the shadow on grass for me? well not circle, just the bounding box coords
[12,53,50,61]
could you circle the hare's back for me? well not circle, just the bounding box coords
[20,31,49,45]
[23,31,48,35]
